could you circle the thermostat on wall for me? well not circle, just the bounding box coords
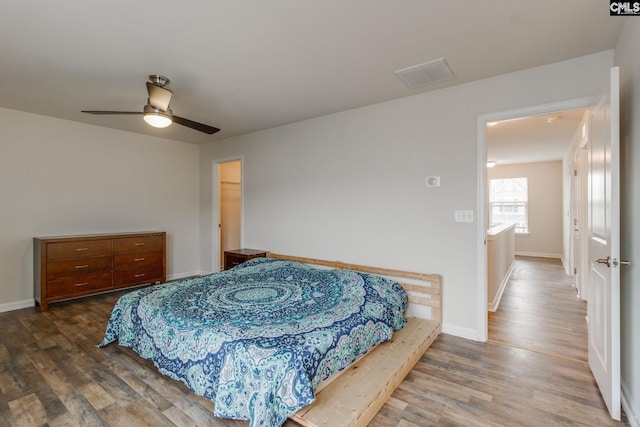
[425,176,440,187]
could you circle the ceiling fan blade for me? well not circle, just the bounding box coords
[146,82,172,111]
[173,115,220,134]
[82,110,142,115]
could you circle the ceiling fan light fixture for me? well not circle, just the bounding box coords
[143,105,173,128]
[82,75,219,134]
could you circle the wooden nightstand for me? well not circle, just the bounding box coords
[223,249,268,270]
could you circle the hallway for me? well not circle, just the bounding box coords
[488,256,587,362]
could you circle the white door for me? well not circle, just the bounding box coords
[587,66,620,420]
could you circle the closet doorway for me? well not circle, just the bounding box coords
[218,160,242,270]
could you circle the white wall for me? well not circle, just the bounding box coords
[489,161,563,258]
[615,19,640,427]
[200,51,613,339]
[0,107,201,310]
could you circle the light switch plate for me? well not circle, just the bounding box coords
[454,210,474,223]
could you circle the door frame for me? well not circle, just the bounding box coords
[575,126,591,300]
[476,97,591,341]
[212,156,244,273]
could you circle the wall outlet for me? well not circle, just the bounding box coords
[425,176,440,187]
[454,210,474,223]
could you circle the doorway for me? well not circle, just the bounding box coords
[476,98,591,342]
[217,160,242,271]
[485,111,585,356]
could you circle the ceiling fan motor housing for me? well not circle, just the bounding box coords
[149,74,170,88]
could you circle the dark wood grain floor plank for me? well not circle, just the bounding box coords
[78,382,115,412]
[6,393,47,427]
[58,390,108,426]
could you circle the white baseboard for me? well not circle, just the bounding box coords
[560,256,572,275]
[167,270,208,281]
[623,381,640,427]
[515,251,562,259]
[488,261,514,312]
[442,323,482,341]
[0,299,34,313]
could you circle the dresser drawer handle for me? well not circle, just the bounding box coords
[75,248,89,251]
[134,273,145,278]
[75,282,89,287]
[134,258,145,262]
[134,243,145,246]
[75,265,89,269]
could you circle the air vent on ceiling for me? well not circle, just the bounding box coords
[394,57,454,89]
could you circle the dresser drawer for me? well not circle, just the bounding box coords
[113,235,164,254]
[47,239,112,261]
[47,255,112,280]
[225,253,248,269]
[224,249,268,270]
[113,251,163,270]
[47,272,112,298]
[113,265,164,288]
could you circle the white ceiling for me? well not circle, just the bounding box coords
[0,1,626,145]
[487,109,587,166]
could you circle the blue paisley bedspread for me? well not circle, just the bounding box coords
[99,257,407,427]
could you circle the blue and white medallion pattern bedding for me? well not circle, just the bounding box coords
[99,257,408,427]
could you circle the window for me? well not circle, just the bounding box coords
[489,177,528,233]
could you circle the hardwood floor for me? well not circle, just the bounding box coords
[0,259,627,426]
[488,256,588,362]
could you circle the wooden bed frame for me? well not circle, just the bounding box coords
[267,253,442,427]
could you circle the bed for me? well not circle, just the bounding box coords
[99,253,441,427]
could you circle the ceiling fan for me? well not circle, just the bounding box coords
[82,74,220,135]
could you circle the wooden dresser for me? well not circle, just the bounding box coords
[223,248,268,270]
[34,231,166,311]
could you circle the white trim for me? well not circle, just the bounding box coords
[442,323,481,341]
[194,270,213,276]
[488,261,514,312]
[622,381,640,427]
[560,255,570,275]
[476,114,488,342]
[167,271,206,281]
[0,299,34,313]
[477,97,592,343]
[514,251,563,259]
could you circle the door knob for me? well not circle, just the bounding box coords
[595,256,611,267]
